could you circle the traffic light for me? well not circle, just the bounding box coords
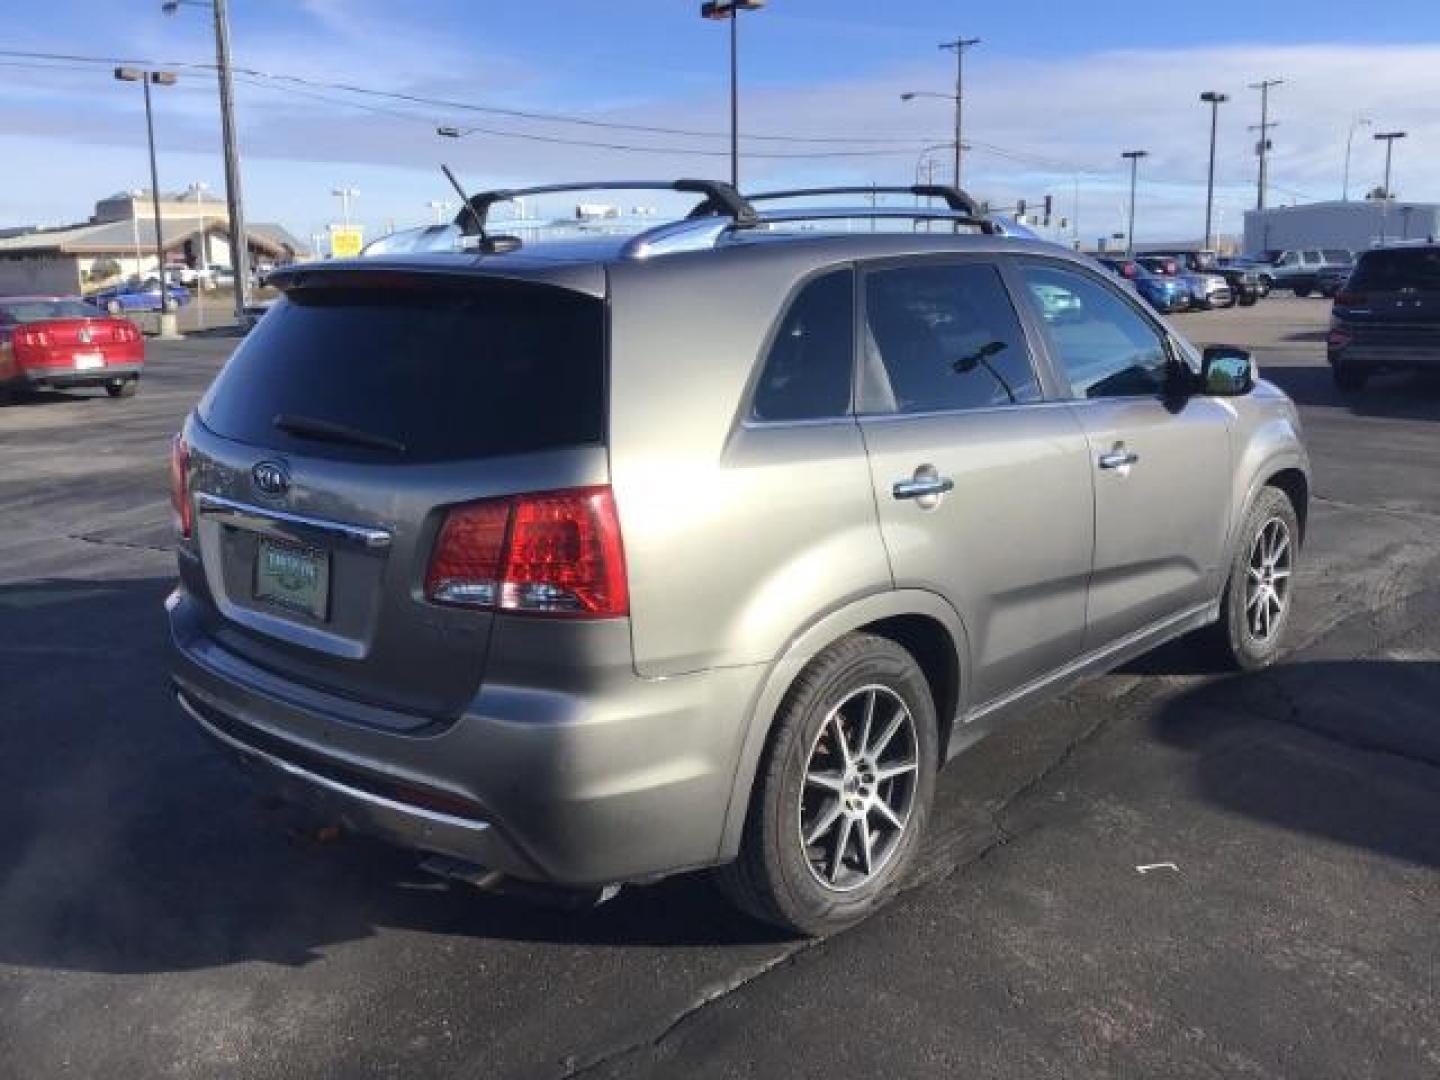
[1043,195,1053,226]
[1016,198,1027,217]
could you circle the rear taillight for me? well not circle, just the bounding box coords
[1334,291,1366,307]
[426,486,627,618]
[170,435,192,539]
[15,329,51,348]
[1327,328,1352,348]
[112,321,140,343]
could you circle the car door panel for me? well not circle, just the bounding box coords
[855,259,1093,708]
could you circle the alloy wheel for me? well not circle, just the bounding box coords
[1245,517,1293,642]
[798,685,919,893]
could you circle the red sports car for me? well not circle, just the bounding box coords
[0,296,145,401]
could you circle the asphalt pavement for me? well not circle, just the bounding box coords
[1,297,1436,1078]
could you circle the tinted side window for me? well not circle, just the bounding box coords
[1350,248,1440,291]
[1018,263,1170,399]
[1323,249,1353,264]
[863,263,1040,413]
[752,269,854,422]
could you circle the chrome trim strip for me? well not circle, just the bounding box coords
[178,693,492,834]
[195,492,391,550]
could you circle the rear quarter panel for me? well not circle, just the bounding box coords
[605,249,894,679]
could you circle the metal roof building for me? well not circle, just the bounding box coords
[1244,199,1440,255]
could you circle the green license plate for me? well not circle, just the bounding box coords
[254,538,330,620]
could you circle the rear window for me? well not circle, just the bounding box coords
[0,299,98,322]
[1323,249,1353,264]
[1349,248,1440,292]
[199,278,605,463]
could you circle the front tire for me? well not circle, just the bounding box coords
[716,633,939,936]
[1209,487,1299,671]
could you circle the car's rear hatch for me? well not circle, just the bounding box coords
[180,262,610,725]
[1335,247,1440,348]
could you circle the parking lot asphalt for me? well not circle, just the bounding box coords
[1,297,1437,1079]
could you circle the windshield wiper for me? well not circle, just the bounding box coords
[273,413,407,454]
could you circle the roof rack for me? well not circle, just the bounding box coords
[745,184,984,217]
[687,184,996,234]
[452,179,757,240]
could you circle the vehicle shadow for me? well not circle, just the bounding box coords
[1260,363,1440,420]
[0,577,783,977]
[1150,659,1440,868]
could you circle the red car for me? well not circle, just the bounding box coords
[0,296,144,400]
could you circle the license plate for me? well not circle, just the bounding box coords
[254,538,330,620]
[73,352,103,370]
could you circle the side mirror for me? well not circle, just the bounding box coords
[1201,346,1255,396]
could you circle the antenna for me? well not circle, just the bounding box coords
[441,163,486,240]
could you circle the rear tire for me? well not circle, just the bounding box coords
[1293,284,1312,298]
[1238,291,1258,307]
[715,632,939,936]
[1333,363,1368,393]
[1208,487,1299,671]
[105,378,138,399]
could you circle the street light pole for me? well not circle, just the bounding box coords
[700,0,765,189]
[1122,149,1148,256]
[1374,130,1407,244]
[1200,92,1227,250]
[939,37,980,187]
[1248,78,1282,210]
[1343,115,1372,201]
[332,188,359,227]
[115,66,180,338]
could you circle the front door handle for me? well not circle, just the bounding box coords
[1098,445,1140,470]
[893,466,955,507]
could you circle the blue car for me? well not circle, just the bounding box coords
[1096,257,1190,314]
[87,279,191,315]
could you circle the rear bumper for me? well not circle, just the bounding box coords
[168,588,763,887]
[1329,343,1440,371]
[14,362,142,388]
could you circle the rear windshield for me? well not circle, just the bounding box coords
[199,278,605,463]
[0,299,99,322]
[1349,248,1440,292]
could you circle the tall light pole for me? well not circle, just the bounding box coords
[1342,115,1372,201]
[332,187,359,227]
[1200,92,1228,250]
[700,0,765,189]
[114,66,180,338]
[1248,78,1282,210]
[1122,149,1148,256]
[939,37,979,187]
[163,0,251,323]
[1374,130,1407,244]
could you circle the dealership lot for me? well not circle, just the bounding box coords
[1,297,1437,1078]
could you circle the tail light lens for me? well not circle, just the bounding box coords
[1334,291,1366,307]
[170,434,193,539]
[1327,328,1352,348]
[426,485,627,617]
[113,321,140,343]
[15,329,51,348]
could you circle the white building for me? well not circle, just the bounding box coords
[1243,199,1440,255]
[0,189,308,296]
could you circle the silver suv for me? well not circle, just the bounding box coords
[168,181,1310,935]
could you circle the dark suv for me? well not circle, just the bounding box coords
[1329,244,1440,391]
[168,181,1309,934]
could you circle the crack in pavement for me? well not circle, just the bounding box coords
[1311,493,1440,524]
[64,533,173,555]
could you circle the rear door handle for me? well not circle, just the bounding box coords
[1098,447,1140,470]
[893,476,955,500]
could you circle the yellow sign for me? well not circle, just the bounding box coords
[329,226,363,258]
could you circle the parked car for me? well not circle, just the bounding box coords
[89,278,190,314]
[1220,256,1273,297]
[0,295,144,399]
[168,180,1310,935]
[1328,243,1440,391]
[1097,257,1190,313]
[1137,255,1232,310]
[1251,248,1354,296]
[1147,249,1259,306]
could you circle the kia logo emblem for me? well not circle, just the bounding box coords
[252,461,291,497]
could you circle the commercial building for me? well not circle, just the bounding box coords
[1243,199,1440,256]
[0,188,308,296]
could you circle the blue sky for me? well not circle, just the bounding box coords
[2,0,1438,246]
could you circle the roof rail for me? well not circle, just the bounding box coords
[743,184,985,217]
[452,179,757,239]
[751,206,993,232]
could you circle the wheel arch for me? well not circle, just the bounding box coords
[716,589,970,861]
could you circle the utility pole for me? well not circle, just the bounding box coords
[938,37,980,187]
[1374,130,1407,244]
[1122,150,1148,256]
[1200,92,1228,250]
[1248,78,1283,210]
